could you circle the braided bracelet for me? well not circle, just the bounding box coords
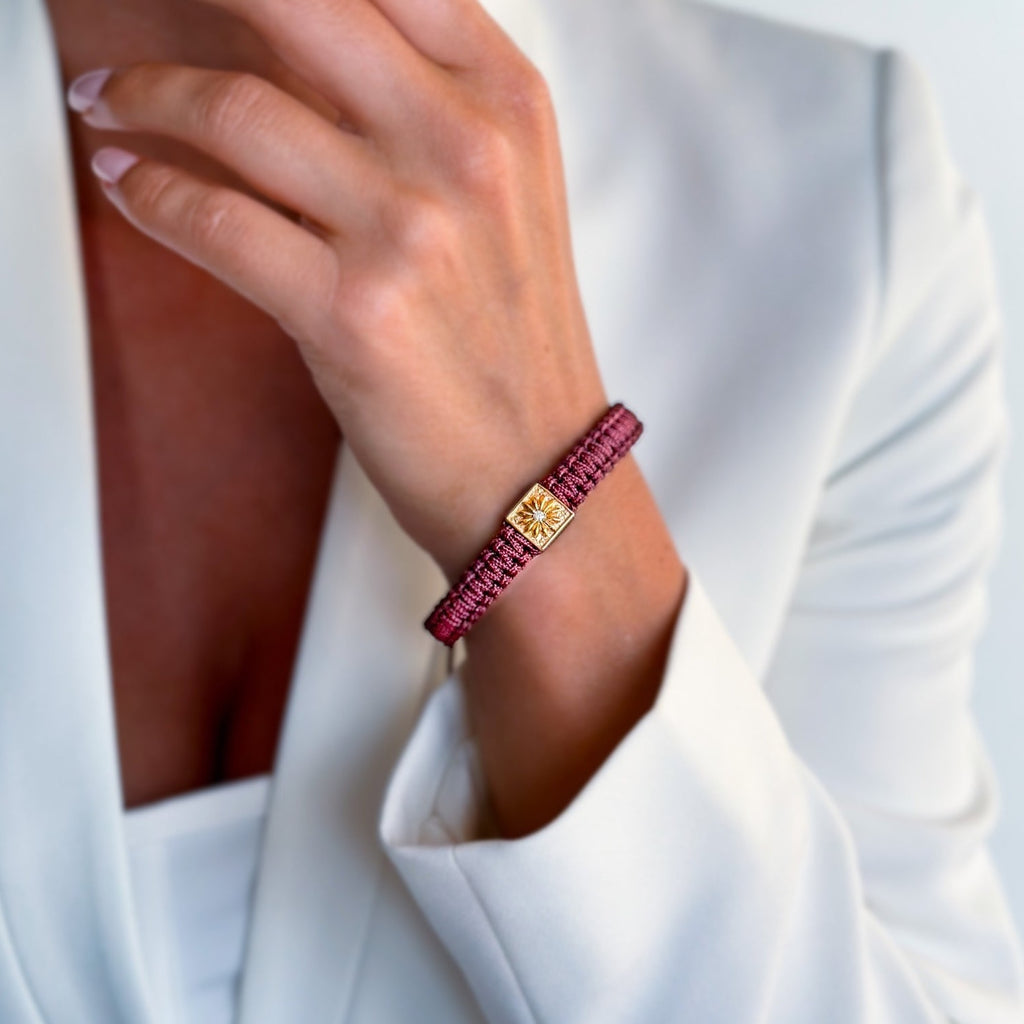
[423,402,644,646]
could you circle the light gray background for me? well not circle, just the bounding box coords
[704,0,1024,933]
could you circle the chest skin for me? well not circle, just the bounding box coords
[82,214,341,810]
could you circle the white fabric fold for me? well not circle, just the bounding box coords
[380,564,1023,1024]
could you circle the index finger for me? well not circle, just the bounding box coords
[197,0,447,138]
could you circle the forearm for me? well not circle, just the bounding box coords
[458,452,688,839]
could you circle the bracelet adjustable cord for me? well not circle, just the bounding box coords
[424,402,644,646]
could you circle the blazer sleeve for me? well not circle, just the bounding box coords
[378,48,1024,1024]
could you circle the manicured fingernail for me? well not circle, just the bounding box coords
[91,147,139,185]
[67,68,113,112]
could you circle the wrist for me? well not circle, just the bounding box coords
[463,452,687,654]
[424,397,614,587]
[424,402,643,644]
[459,452,688,836]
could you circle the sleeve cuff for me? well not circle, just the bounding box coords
[377,570,815,1023]
[379,569,800,851]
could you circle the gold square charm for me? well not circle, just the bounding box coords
[505,482,575,550]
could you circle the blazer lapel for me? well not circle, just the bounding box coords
[0,0,155,1020]
[0,7,449,1019]
[0,10,448,1021]
[235,444,450,1024]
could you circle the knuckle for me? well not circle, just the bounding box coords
[120,161,180,218]
[338,270,412,341]
[185,188,246,250]
[119,163,245,254]
[386,191,456,262]
[449,116,518,196]
[502,60,554,130]
[194,71,273,138]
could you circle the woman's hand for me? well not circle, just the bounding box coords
[69,0,688,837]
[68,0,609,582]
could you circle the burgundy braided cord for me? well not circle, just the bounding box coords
[541,403,643,510]
[424,402,643,646]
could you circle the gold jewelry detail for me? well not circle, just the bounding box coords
[505,482,574,550]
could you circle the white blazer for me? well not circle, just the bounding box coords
[1,0,1022,1020]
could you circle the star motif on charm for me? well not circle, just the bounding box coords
[506,483,574,549]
